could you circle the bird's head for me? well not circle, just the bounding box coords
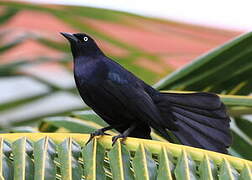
[60,32,103,58]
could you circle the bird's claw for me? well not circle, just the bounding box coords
[112,134,126,146]
[86,129,110,145]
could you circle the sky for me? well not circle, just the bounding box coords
[25,0,252,32]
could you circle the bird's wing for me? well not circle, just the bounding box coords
[100,71,172,140]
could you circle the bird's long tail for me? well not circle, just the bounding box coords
[154,92,232,153]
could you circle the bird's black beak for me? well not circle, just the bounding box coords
[60,32,78,42]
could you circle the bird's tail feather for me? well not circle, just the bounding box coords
[154,92,232,153]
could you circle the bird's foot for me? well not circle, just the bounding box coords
[86,129,110,145]
[112,134,127,146]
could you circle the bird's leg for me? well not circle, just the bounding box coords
[86,126,114,145]
[112,123,137,146]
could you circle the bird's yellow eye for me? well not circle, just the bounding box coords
[83,37,88,41]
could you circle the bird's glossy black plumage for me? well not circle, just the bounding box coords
[61,32,232,153]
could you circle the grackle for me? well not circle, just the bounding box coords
[61,32,232,153]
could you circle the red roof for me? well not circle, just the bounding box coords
[0,1,242,83]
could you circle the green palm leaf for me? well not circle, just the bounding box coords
[154,32,252,95]
[0,133,251,179]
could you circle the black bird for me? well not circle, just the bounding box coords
[61,32,232,153]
